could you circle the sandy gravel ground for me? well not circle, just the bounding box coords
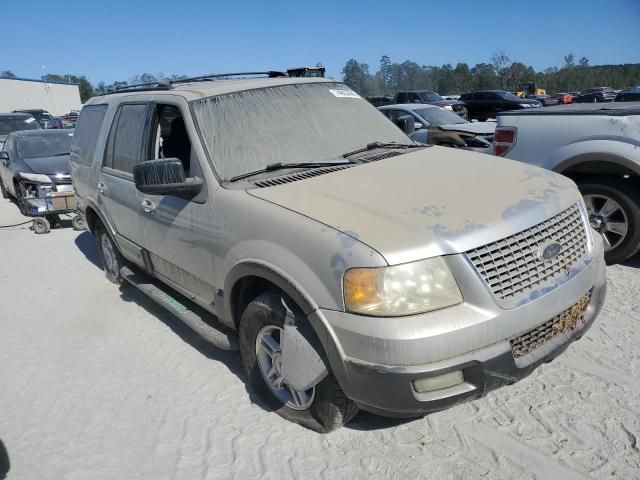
[0,197,639,480]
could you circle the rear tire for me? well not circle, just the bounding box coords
[576,177,640,264]
[239,291,358,432]
[95,223,124,283]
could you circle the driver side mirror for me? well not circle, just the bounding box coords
[395,115,416,137]
[133,158,203,198]
[414,122,424,130]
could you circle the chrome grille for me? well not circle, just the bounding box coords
[510,291,591,358]
[466,205,588,302]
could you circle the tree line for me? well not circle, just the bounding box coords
[2,51,640,104]
[342,52,640,97]
[0,70,187,103]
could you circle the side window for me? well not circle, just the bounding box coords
[408,93,421,103]
[475,92,487,101]
[486,93,501,101]
[146,104,193,176]
[70,105,108,167]
[396,92,407,103]
[104,104,146,173]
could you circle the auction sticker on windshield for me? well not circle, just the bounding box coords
[329,89,361,98]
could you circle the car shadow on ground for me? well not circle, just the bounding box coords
[115,285,276,414]
[621,252,640,268]
[74,231,102,269]
[0,439,9,480]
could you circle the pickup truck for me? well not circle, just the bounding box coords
[495,102,640,264]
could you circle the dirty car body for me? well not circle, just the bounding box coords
[378,104,495,153]
[71,76,606,428]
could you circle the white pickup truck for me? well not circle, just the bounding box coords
[495,102,640,264]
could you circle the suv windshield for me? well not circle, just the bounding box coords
[418,91,443,102]
[18,132,73,158]
[497,91,522,101]
[192,82,409,180]
[414,108,467,126]
[0,116,41,135]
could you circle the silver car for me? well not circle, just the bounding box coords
[378,103,495,152]
[70,74,606,432]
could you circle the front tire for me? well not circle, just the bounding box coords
[239,291,358,432]
[577,177,640,264]
[95,224,124,283]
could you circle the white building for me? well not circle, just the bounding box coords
[0,77,82,116]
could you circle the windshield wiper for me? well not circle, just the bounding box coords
[229,161,355,182]
[342,141,424,158]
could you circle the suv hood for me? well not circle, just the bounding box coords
[22,155,71,175]
[248,147,581,265]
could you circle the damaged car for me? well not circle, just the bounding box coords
[378,104,495,152]
[0,129,78,232]
[71,73,605,432]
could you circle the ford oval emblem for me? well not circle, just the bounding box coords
[538,241,562,262]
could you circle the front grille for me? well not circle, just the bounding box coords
[510,291,591,358]
[466,205,588,302]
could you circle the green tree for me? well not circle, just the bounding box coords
[0,70,16,78]
[341,59,372,95]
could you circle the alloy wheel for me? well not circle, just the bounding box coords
[255,325,315,410]
[583,193,629,251]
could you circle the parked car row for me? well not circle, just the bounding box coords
[368,84,640,121]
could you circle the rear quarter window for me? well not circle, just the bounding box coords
[70,105,108,167]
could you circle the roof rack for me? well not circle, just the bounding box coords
[109,81,171,94]
[102,70,289,96]
[171,71,287,84]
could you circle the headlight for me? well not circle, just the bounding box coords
[518,103,532,108]
[343,257,463,316]
[18,172,52,183]
[443,105,454,111]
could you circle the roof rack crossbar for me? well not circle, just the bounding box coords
[171,71,287,84]
[106,81,171,94]
[100,70,289,96]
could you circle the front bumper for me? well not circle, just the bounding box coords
[309,238,607,417]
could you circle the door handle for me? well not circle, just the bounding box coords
[141,199,156,214]
[97,182,107,194]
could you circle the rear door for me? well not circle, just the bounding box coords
[97,103,148,265]
[70,104,109,207]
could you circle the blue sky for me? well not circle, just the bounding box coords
[4,0,639,84]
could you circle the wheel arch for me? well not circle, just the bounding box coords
[224,261,320,331]
[553,152,640,180]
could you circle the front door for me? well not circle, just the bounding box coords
[135,100,216,307]
[97,103,147,265]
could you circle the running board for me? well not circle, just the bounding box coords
[120,266,238,350]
